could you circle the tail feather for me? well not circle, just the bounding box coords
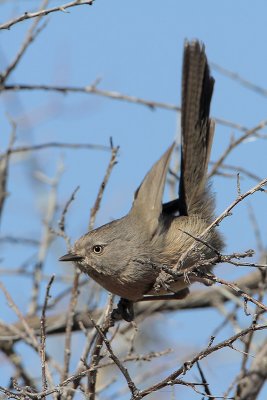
[179,41,215,218]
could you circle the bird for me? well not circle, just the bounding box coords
[59,40,224,320]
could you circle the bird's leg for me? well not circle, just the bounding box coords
[111,287,190,323]
[111,298,134,322]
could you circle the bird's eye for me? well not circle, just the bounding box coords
[93,245,104,254]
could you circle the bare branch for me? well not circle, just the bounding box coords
[0,119,16,224]
[89,315,140,399]
[1,83,253,133]
[178,176,267,268]
[210,161,264,185]
[88,142,119,230]
[0,235,39,246]
[0,0,49,83]
[86,297,115,400]
[0,0,94,31]
[211,61,267,97]
[61,271,80,383]
[28,161,64,315]
[40,275,55,393]
[203,177,267,237]
[236,338,267,400]
[139,323,267,398]
[58,185,80,238]
[0,282,40,349]
[0,270,263,340]
[209,120,267,177]
[0,142,110,158]
[202,273,267,314]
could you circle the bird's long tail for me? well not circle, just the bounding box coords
[179,41,215,220]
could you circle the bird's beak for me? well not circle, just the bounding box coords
[59,253,84,262]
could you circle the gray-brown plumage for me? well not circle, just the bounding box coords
[59,40,224,305]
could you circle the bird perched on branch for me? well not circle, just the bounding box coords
[60,40,224,321]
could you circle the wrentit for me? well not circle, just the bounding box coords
[59,40,224,321]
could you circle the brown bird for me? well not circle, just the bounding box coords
[60,40,224,320]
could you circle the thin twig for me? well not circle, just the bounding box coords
[202,273,267,314]
[0,118,16,224]
[87,296,115,400]
[0,235,39,246]
[0,344,37,391]
[1,83,251,133]
[0,387,21,400]
[203,177,267,239]
[236,267,267,396]
[209,120,267,177]
[236,173,241,197]
[235,338,267,400]
[40,275,55,394]
[139,323,267,398]
[0,142,110,159]
[74,308,107,388]
[59,186,79,232]
[211,62,267,97]
[29,161,64,315]
[0,270,264,340]
[61,270,80,382]
[89,316,140,399]
[210,161,264,185]
[0,282,57,390]
[178,177,267,268]
[0,282,40,349]
[247,204,264,253]
[0,349,172,399]
[0,0,94,30]
[88,142,119,230]
[196,361,214,400]
[0,0,49,83]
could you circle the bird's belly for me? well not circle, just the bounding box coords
[86,268,151,301]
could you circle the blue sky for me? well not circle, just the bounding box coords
[0,0,267,398]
